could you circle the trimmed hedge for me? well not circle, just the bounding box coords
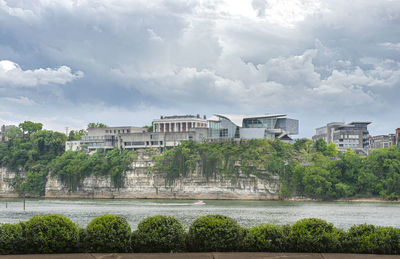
[288,218,343,253]
[132,215,186,252]
[187,214,243,252]
[243,224,289,252]
[1,215,400,254]
[24,214,79,253]
[85,214,131,252]
[344,224,400,254]
[0,222,25,254]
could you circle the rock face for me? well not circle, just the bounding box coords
[1,152,281,200]
[0,167,20,198]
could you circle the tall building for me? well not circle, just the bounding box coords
[208,114,298,141]
[312,122,371,153]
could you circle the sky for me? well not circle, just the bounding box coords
[0,0,399,138]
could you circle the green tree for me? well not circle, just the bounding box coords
[324,143,338,157]
[87,123,107,129]
[19,121,43,137]
[68,129,87,141]
[314,139,327,154]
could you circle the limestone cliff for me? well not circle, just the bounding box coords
[1,152,280,200]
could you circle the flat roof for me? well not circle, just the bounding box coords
[349,121,372,125]
[214,114,286,127]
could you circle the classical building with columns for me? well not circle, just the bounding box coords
[152,114,208,133]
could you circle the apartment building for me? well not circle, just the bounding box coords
[312,122,371,153]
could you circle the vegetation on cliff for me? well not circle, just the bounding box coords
[0,121,135,195]
[154,139,400,200]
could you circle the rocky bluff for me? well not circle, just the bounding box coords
[1,151,280,200]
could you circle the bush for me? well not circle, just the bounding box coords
[345,224,400,254]
[187,214,243,252]
[85,214,131,252]
[243,223,289,252]
[24,214,79,253]
[288,218,343,252]
[0,222,25,254]
[132,215,186,253]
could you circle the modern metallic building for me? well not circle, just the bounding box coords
[208,114,298,141]
[312,122,371,153]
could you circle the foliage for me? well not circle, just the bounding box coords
[47,148,136,191]
[85,214,131,253]
[187,214,243,252]
[68,129,87,141]
[288,218,343,252]
[143,125,153,132]
[19,121,43,137]
[24,214,79,253]
[2,215,400,254]
[344,224,400,254]
[0,222,25,254]
[243,224,289,252]
[132,215,186,252]
[87,122,107,129]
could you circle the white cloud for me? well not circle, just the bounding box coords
[1,96,37,106]
[0,60,84,87]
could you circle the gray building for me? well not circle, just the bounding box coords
[0,125,17,142]
[208,114,298,141]
[369,134,395,150]
[67,123,208,152]
[312,122,371,153]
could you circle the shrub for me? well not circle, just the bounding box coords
[24,214,79,253]
[187,214,243,252]
[0,222,25,254]
[85,214,131,252]
[132,215,185,252]
[76,227,88,253]
[288,218,343,252]
[243,223,288,252]
[345,224,400,254]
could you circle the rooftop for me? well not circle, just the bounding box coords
[214,114,286,127]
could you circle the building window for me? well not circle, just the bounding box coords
[132,141,145,145]
[219,128,228,137]
[151,141,158,145]
[160,141,163,145]
[127,129,130,133]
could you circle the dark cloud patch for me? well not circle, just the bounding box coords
[0,0,399,136]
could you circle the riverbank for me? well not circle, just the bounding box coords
[0,253,399,259]
[1,195,397,203]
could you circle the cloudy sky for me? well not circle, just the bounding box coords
[0,0,399,137]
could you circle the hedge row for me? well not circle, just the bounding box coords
[1,214,400,254]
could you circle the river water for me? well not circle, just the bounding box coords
[0,198,399,229]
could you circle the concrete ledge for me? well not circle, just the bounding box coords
[1,253,400,259]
